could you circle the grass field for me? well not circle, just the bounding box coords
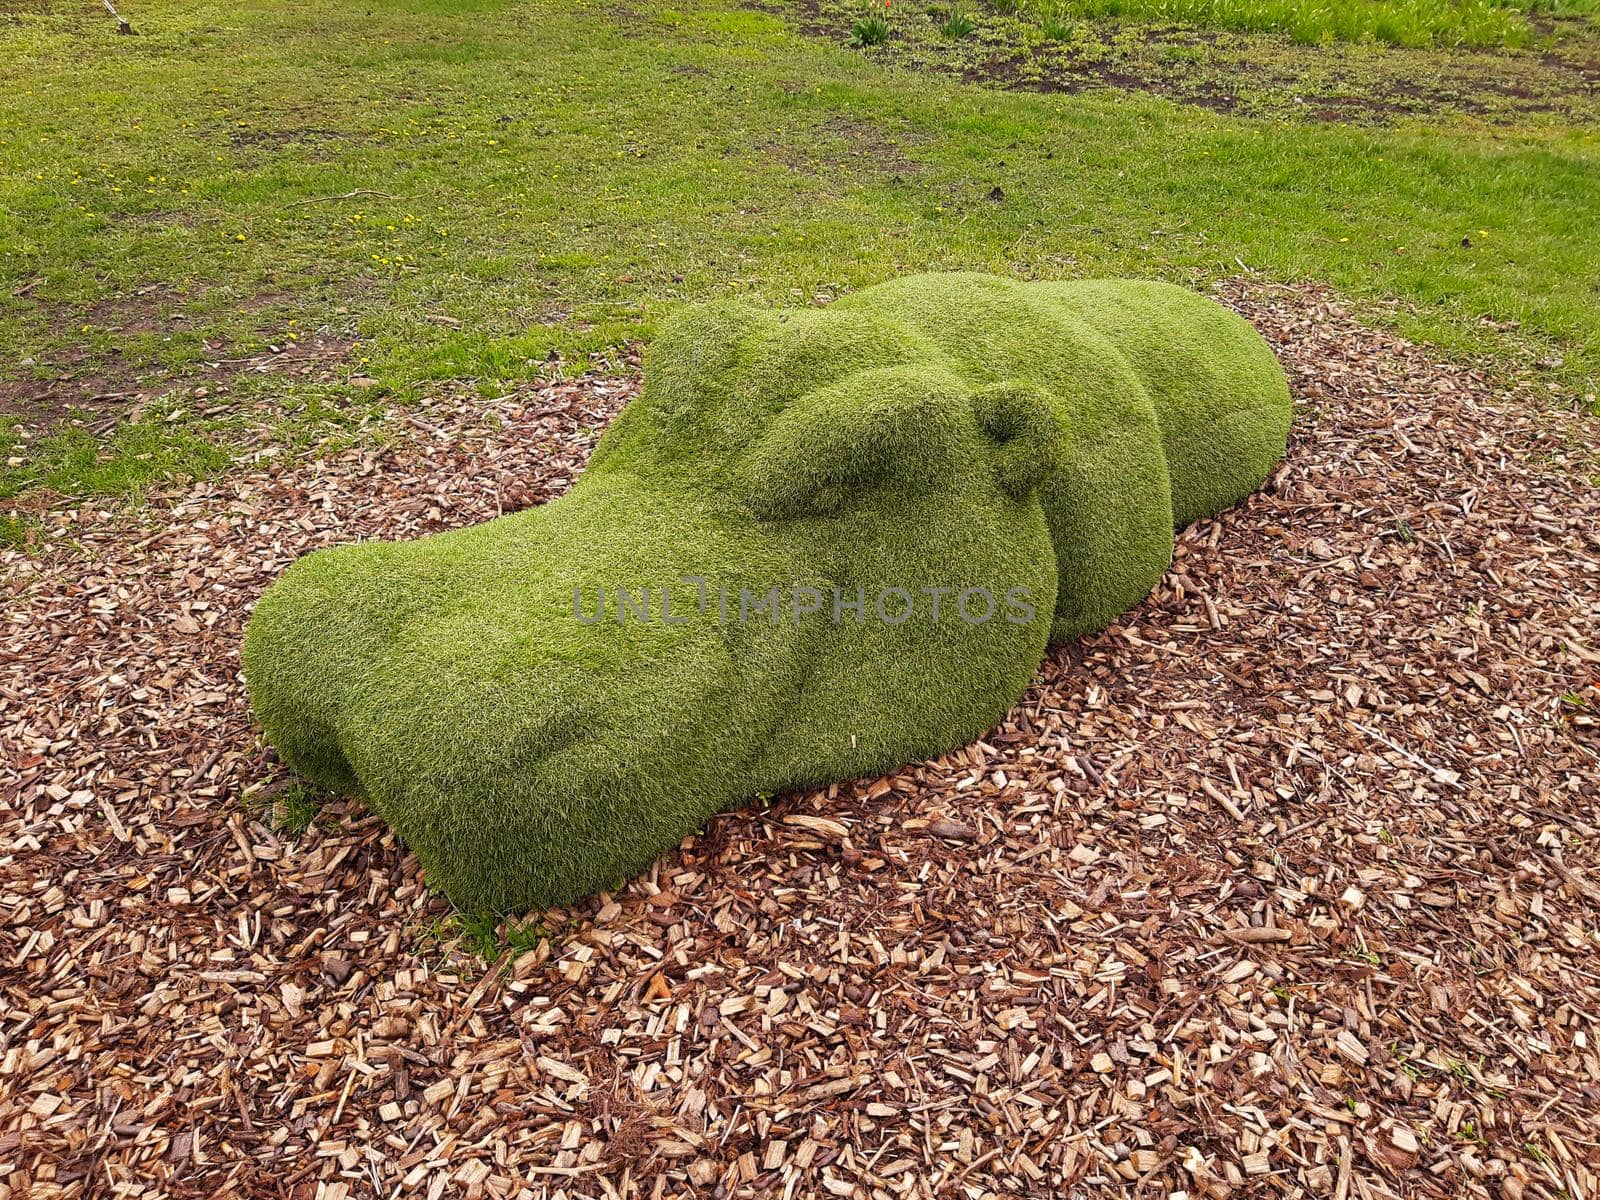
[1015,0,1600,47]
[1,0,1596,525]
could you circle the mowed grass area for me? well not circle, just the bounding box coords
[1016,0,1599,47]
[1,0,1597,522]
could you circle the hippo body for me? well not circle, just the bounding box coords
[837,274,1291,640]
[244,273,1289,913]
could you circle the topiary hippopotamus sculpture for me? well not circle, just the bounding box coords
[243,273,1290,914]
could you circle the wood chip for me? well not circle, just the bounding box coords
[6,290,1599,1198]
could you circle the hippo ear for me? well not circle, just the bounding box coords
[739,366,955,520]
[972,380,1064,499]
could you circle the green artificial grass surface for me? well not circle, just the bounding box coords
[0,0,1597,517]
[243,273,1289,913]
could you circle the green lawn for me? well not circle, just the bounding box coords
[1,0,1596,518]
[1018,0,1600,47]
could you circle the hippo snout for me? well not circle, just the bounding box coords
[245,495,824,911]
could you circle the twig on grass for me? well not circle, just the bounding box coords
[283,189,399,209]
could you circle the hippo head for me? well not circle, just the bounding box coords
[243,300,1064,914]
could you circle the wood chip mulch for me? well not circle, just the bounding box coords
[4,284,1598,1200]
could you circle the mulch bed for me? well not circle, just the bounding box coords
[3,284,1598,1200]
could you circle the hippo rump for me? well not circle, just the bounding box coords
[243,272,1290,914]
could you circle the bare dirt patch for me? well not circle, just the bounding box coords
[3,291,1598,1197]
[764,114,923,176]
[0,284,356,432]
[227,127,351,152]
[82,283,180,335]
[759,0,1600,126]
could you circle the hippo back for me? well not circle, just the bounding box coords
[837,272,1290,642]
[1027,279,1291,529]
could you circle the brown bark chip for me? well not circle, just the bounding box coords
[3,288,1598,1197]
